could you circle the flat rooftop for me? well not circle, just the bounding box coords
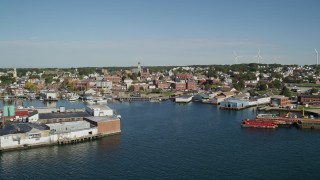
[39,112,90,119]
[177,95,193,98]
[85,116,119,123]
[46,120,90,127]
[86,104,112,110]
[0,123,49,136]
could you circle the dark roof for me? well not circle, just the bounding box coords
[299,94,320,98]
[0,123,49,136]
[39,112,90,119]
[28,110,38,117]
[85,116,119,123]
[197,93,210,99]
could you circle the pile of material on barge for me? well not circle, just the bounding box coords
[242,112,320,129]
[241,119,277,129]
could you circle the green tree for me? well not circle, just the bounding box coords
[248,63,258,72]
[25,82,37,92]
[308,76,315,83]
[77,67,96,76]
[67,81,75,92]
[238,80,245,90]
[233,80,245,91]
[139,86,144,91]
[280,86,291,97]
[151,89,162,93]
[0,76,15,85]
[207,68,216,78]
[256,81,267,91]
[272,79,282,89]
[29,75,40,79]
[233,83,240,91]
[309,88,318,94]
[248,89,258,96]
[45,76,53,84]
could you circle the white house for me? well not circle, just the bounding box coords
[85,105,113,117]
[0,124,50,150]
[149,85,156,89]
[96,80,112,89]
[124,78,133,89]
[28,110,39,122]
[40,90,57,100]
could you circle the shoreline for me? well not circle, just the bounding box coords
[0,132,121,153]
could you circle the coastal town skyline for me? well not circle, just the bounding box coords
[0,0,320,68]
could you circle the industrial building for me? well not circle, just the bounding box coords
[270,95,289,107]
[220,98,250,109]
[85,105,114,116]
[85,116,121,135]
[0,105,121,151]
[298,94,320,105]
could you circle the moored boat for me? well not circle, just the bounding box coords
[242,119,277,129]
[68,94,80,101]
[297,120,320,129]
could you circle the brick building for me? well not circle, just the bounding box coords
[298,94,320,105]
[270,95,289,106]
[176,73,193,80]
[172,82,186,91]
[157,82,171,89]
[186,81,197,90]
[104,76,121,84]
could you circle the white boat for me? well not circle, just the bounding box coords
[93,97,108,104]
[85,100,96,104]
[96,99,108,104]
[68,94,79,101]
[175,95,193,103]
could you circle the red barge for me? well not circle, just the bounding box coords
[243,111,320,129]
[242,119,277,129]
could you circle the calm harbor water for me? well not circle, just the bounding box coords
[1,100,320,179]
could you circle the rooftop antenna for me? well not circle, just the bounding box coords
[253,49,262,63]
[233,52,242,64]
[315,48,319,66]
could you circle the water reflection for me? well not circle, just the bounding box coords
[0,135,121,175]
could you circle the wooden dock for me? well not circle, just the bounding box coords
[57,134,101,145]
[219,106,246,110]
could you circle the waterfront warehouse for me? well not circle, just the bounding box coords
[0,105,121,151]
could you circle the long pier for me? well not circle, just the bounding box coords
[115,96,169,102]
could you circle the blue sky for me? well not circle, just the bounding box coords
[0,0,320,68]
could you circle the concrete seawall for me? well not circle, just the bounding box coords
[0,132,121,152]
